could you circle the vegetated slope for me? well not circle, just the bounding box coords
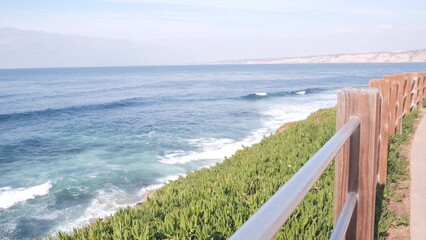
[57,108,337,239]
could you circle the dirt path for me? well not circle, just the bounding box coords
[410,108,426,240]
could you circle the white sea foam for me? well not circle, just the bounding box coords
[156,174,182,183]
[159,138,244,164]
[0,181,52,209]
[57,176,181,234]
[137,174,183,195]
[159,126,283,165]
[159,91,337,166]
[34,210,61,221]
[159,123,280,165]
[254,92,268,96]
[57,185,140,232]
[0,222,17,240]
[139,184,165,195]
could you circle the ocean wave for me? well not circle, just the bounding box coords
[0,97,148,122]
[241,87,330,100]
[159,91,337,165]
[262,92,337,127]
[138,184,165,196]
[137,175,183,196]
[159,138,242,165]
[159,124,278,165]
[243,92,269,99]
[0,181,52,209]
[57,179,178,233]
[254,92,268,96]
[56,185,140,233]
[156,174,182,183]
[158,108,309,165]
[0,93,20,99]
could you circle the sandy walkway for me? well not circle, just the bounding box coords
[410,108,426,240]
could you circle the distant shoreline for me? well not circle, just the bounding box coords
[0,60,424,71]
[212,49,426,65]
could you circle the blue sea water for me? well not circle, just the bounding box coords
[0,63,424,239]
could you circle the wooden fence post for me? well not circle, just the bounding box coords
[423,72,426,100]
[422,72,426,101]
[385,75,398,135]
[402,74,410,116]
[335,88,381,240]
[414,73,421,108]
[395,75,404,133]
[411,73,418,109]
[421,72,426,103]
[418,72,425,101]
[409,74,416,112]
[369,79,390,184]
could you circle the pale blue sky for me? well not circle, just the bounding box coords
[0,0,425,67]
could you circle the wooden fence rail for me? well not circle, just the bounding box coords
[231,71,425,239]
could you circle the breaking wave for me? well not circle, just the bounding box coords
[0,181,52,209]
[241,87,329,100]
[0,97,149,122]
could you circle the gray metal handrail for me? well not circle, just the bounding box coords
[230,116,361,240]
[330,192,358,240]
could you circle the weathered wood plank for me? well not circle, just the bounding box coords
[422,72,426,100]
[369,79,390,184]
[414,72,421,108]
[395,74,404,133]
[385,75,398,135]
[421,72,426,101]
[423,72,426,99]
[402,73,411,115]
[419,72,425,101]
[335,88,380,240]
[406,73,416,112]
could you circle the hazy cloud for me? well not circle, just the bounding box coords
[0,28,185,68]
[376,24,395,30]
[1,0,425,68]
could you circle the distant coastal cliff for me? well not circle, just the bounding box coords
[216,49,426,64]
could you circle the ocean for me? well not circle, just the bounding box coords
[0,63,424,239]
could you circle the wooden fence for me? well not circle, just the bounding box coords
[335,72,426,239]
[368,72,426,184]
[232,72,426,239]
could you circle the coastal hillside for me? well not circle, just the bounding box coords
[216,49,426,64]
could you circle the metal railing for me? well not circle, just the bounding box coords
[230,117,360,239]
[330,192,357,240]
